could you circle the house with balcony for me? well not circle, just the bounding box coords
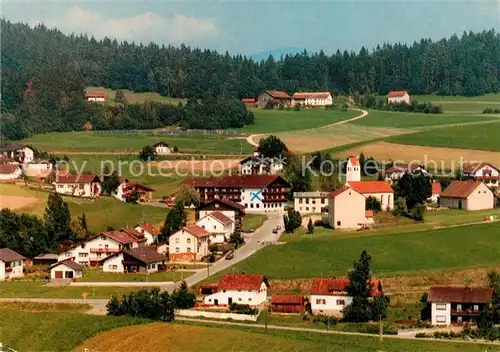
[101,247,167,273]
[463,162,499,189]
[239,150,284,175]
[0,144,35,163]
[168,225,211,263]
[0,248,25,281]
[135,221,162,245]
[53,174,102,198]
[429,285,493,325]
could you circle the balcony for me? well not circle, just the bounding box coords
[263,189,287,195]
[451,309,480,316]
[90,248,119,253]
[262,197,287,202]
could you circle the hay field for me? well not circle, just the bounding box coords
[0,194,41,210]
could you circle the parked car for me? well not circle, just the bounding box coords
[225,250,234,260]
[272,228,278,234]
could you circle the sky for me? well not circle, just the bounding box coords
[2,0,499,55]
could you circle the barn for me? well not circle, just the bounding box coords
[271,295,304,314]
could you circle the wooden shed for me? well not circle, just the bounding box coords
[271,295,304,314]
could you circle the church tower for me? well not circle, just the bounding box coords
[346,155,361,183]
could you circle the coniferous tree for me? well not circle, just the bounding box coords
[44,192,73,242]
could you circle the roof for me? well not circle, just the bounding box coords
[217,274,268,291]
[119,227,147,241]
[136,222,161,236]
[388,90,409,98]
[311,278,382,297]
[0,143,25,152]
[123,183,155,192]
[428,286,493,303]
[265,90,291,99]
[153,142,169,147]
[182,225,211,238]
[271,295,304,305]
[463,163,499,174]
[241,98,256,103]
[85,93,106,98]
[329,187,351,198]
[183,174,289,189]
[440,180,484,199]
[124,247,166,264]
[207,211,233,225]
[0,248,26,262]
[50,260,84,271]
[347,181,394,194]
[0,164,20,175]
[348,156,359,166]
[55,174,101,184]
[432,182,442,195]
[199,199,246,212]
[33,253,59,260]
[292,92,331,100]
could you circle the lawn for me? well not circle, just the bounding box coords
[0,281,141,299]
[86,86,186,105]
[412,93,500,113]
[351,110,497,128]
[204,222,500,281]
[78,268,195,282]
[239,108,359,133]
[242,214,267,232]
[387,121,500,152]
[0,310,147,352]
[78,322,494,352]
[0,301,92,313]
[22,131,253,154]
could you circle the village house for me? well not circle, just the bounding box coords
[183,174,290,213]
[328,187,373,229]
[50,260,84,280]
[153,142,171,155]
[101,247,167,273]
[135,222,162,245]
[294,191,329,214]
[291,92,333,107]
[32,253,59,266]
[203,274,269,307]
[168,225,211,263]
[439,180,494,211]
[196,211,234,243]
[257,90,291,108]
[22,159,53,178]
[346,156,361,183]
[463,163,499,189]
[0,248,25,281]
[199,199,246,234]
[0,164,22,181]
[428,181,442,203]
[310,277,383,317]
[53,174,102,198]
[346,181,395,210]
[387,90,411,104]
[383,163,426,185]
[57,228,147,267]
[113,179,155,202]
[0,144,35,163]
[239,150,284,175]
[271,295,305,314]
[428,285,493,326]
[84,93,107,103]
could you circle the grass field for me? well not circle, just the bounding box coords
[412,93,500,113]
[0,301,91,313]
[242,214,267,232]
[78,268,194,282]
[0,184,167,233]
[204,222,500,281]
[86,86,185,105]
[387,121,500,152]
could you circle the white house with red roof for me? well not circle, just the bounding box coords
[196,212,234,243]
[239,150,284,175]
[463,163,499,189]
[439,180,494,211]
[199,199,245,234]
[346,155,361,182]
[291,92,333,107]
[0,144,35,164]
[153,142,171,155]
[135,222,161,245]
[57,228,146,267]
[0,164,22,180]
[84,92,107,103]
[203,274,269,307]
[387,90,410,104]
[54,174,101,198]
[428,181,442,203]
[311,278,383,317]
[346,181,395,210]
[168,225,211,262]
[328,187,372,229]
[113,178,155,202]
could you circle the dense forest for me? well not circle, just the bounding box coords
[1,20,499,140]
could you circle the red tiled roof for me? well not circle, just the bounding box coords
[0,164,20,175]
[85,93,106,98]
[348,156,359,166]
[292,92,331,100]
[432,182,442,195]
[55,174,100,184]
[241,98,256,103]
[119,227,147,242]
[428,286,493,303]
[136,222,161,236]
[183,225,211,238]
[207,211,233,225]
[265,90,291,99]
[365,210,375,218]
[387,90,408,98]
[329,187,350,198]
[103,230,138,245]
[217,274,267,291]
[271,295,304,304]
[347,181,394,194]
[440,180,483,199]
[311,278,383,297]
[183,174,289,189]
[0,248,25,262]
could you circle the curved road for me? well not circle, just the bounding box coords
[246,108,369,147]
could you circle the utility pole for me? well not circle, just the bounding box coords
[379,315,383,342]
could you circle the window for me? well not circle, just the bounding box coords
[435,304,447,310]
[175,247,180,253]
[250,204,254,208]
[299,199,303,204]
[456,304,462,311]
[312,200,316,204]
[306,207,309,211]
[248,298,252,302]
[79,184,85,190]
[337,221,341,226]
[315,299,326,305]
[175,238,180,244]
[108,265,117,270]
[436,315,447,323]
[238,298,242,301]
[321,198,325,204]
[187,238,191,244]
[336,299,345,306]
[78,253,88,258]
[473,305,479,311]
[305,199,309,204]
[213,225,217,230]
[151,263,156,269]
[187,247,191,252]
[256,204,260,208]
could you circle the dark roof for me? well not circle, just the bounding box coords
[329,187,352,198]
[440,180,485,199]
[33,253,59,260]
[218,274,268,291]
[50,260,84,271]
[199,199,245,212]
[0,164,21,175]
[0,248,25,262]
[271,295,304,304]
[125,247,166,264]
[265,90,291,99]
[428,286,493,303]
[0,143,25,152]
[311,278,383,297]
[206,211,233,225]
[183,174,289,189]
[153,142,169,147]
[55,174,101,184]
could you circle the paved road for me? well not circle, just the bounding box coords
[185,212,283,287]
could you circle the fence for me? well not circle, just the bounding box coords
[176,309,258,321]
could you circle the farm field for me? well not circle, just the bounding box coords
[0,184,167,233]
[0,301,91,313]
[387,121,500,152]
[413,93,500,113]
[78,268,194,282]
[203,221,500,281]
[86,86,185,105]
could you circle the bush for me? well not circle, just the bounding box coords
[229,303,256,314]
[173,145,179,152]
[415,332,430,338]
[172,280,196,309]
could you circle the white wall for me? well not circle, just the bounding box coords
[431,302,451,325]
[465,183,494,211]
[86,97,106,102]
[294,195,328,214]
[0,168,22,180]
[0,259,24,281]
[135,225,156,245]
[388,94,410,104]
[346,159,361,183]
[18,147,34,163]
[241,187,286,213]
[311,294,353,316]
[199,210,236,224]
[328,190,366,229]
[50,263,83,279]
[58,236,122,266]
[102,253,125,273]
[204,282,267,307]
[155,145,171,154]
[169,230,208,260]
[176,309,258,321]
[113,181,127,202]
[196,216,231,242]
[55,182,101,198]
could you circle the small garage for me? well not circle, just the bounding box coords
[271,295,305,314]
[50,260,84,280]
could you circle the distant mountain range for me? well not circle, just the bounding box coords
[249,47,310,61]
